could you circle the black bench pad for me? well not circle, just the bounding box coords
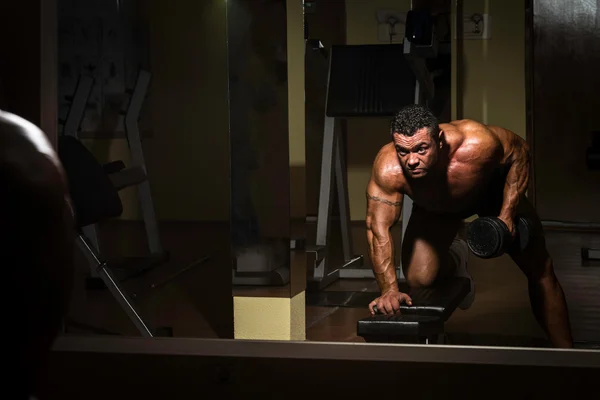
[357,314,443,339]
[400,277,471,320]
[356,277,471,340]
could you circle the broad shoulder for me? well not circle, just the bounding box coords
[442,119,499,143]
[442,119,503,161]
[370,142,405,193]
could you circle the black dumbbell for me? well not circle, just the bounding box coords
[466,216,533,259]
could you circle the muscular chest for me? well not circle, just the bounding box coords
[405,161,496,214]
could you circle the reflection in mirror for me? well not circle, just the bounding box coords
[228,0,295,298]
[56,0,233,339]
[303,0,599,350]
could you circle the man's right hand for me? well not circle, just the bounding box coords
[368,291,413,315]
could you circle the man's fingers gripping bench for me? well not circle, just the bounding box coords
[369,292,413,315]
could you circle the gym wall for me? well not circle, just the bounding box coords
[453,0,526,221]
[454,0,526,135]
[83,0,308,223]
[134,0,230,222]
[344,0,527,221]
[71,0,229,222]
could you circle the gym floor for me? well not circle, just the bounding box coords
[63,219,600,349]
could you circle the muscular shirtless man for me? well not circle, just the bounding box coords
[365,104,573,348]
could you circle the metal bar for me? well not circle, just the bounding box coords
[401,197,413,252]
[76,236,154,337]
[81,226,101,277]
[124,69,163,255]
[306,245,327,261]
[313,116,337,282]
[414,79,422,106]
[149,256,210,290]
[403,40,435,100]
[334,124,353,261]
[52,336,600,369]
[63,74,94,138]
[316,116,336,247]
[307,268,340,291]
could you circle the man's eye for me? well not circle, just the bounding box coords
[417,148,426,154]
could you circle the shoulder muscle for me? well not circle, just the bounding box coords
[368,143,404,195]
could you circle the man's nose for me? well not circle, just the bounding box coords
[407,155,420,169]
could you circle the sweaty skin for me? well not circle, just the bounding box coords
[365,119,574,348]
[366,120,515,292]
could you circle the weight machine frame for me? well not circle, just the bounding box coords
[61,70,208,337]
[62,70,167,280]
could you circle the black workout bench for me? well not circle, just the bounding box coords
[357,277,471,344]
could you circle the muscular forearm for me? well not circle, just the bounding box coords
[367,229,399,294]
[499,147,530,222]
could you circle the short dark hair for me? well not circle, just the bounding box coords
[390,104,439,139]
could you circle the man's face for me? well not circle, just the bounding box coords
[392,127,439,178]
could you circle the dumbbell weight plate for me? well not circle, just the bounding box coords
[515,216,532,252]
[466,217,509,259]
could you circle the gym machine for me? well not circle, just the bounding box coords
[59,70,208,336]
[306,12,437,292]
[58,134,170,337]
[61,70,169,284]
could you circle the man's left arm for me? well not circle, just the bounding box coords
[498,131,530,236]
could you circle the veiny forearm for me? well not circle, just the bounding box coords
[367,228,399,293]
[500,146,530,222]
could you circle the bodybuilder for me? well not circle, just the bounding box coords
[1,110,75,397]
[365,104,573,348]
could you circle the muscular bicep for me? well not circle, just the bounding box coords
[365,177,403,234]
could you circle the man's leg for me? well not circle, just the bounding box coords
[401,206,473,308]
[505,197,574,348]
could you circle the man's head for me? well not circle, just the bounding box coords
[390,104,442,178]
